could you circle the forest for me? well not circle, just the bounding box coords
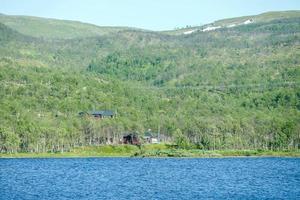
[0,11,299,153]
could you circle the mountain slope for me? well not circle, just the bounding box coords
[0,14,139,39]
[89,17,300,87]
[163,10,300,35]
[0,11,299,153]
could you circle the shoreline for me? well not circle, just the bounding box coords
[1,145,299,158]
[1,155,299,159]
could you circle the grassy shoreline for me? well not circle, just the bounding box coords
[1,145,299,158]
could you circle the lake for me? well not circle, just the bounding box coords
[0,157,299,199]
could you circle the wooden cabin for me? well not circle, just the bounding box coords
[122,133,140,145]
[79,110,115,119]
[143,131,159,144]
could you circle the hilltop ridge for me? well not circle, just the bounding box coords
[0,10,299,38]
[0,14,141,39]
[162,10,300,35]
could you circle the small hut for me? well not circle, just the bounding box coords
[143,130,159,144]
[79,110,115,119]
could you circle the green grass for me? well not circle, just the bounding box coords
[0,14,134,39]
[1,145,299,158]
[135,147,300,158]
[0,145,140,158]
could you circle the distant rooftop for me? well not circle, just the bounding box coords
[79,110,115,117]
[89,110,114,116]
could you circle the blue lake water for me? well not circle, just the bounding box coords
[0,157,299,200]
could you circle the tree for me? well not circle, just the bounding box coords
[174,128,190,149]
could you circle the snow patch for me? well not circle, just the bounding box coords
[226,19,254,29]
[202,26,221,32]
[243,19,253,25]
[227,24,236,28]
[182,18,254,35]
[183,30,196,35]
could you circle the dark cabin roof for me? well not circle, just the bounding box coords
[90,110,114,116]
[144,131,153,138]
[79,110,115,116]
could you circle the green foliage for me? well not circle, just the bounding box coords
[0,126,20,153]
[174,129,190,149]
[0,11,299,153]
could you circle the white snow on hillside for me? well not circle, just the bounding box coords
[243,19,253,25]
[202,26,221,32]
[180,18,254,35]
[183,30,196,35]
[227,24,236,28]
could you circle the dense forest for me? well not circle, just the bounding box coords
[0,11,299,153]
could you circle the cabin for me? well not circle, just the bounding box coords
[122,133,140,145]
[143,131,159,144]
[79,110,115,119]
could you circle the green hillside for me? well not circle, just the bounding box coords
[0,14,138,39]
[214,10,300,25]
[163,10,300,35]
[0,11,299,154]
